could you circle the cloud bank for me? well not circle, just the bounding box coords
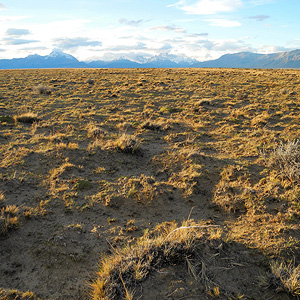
[249,15,270,21]
[6,28,31,36]
[53,37,102,50]
[171,0,243,15]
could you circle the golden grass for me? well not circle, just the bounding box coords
[90,220,219,300]
[105,133,141,154]
[14,112,39,124]
[259,260,300,296]
[1,68,300,299]
[0,288,40,300]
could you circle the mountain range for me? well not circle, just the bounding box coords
[192,49,300,68]
[0,49,300,69]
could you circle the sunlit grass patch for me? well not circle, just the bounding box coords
[105,133,140,154]
[0,288,39,300]
[14,112,39,124]
[90,220,220,300]
[0,205,20,236]
[259,260,300,296]
[265,140,300,183]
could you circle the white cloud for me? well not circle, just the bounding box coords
[3,37,39,45]
[256,45,291,54]
[249,15,270,21]
[119,18,145,26]
[250,0,273,6]
[213,39,250,51]
[170,0,242,15]
[150,25,186,33]
[0,3,6,10]
[0,16,29,23]
[53,37,102,50]
[205,18,242,27]
[6,28,31,36]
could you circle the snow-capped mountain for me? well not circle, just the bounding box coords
[0,50,86,69]
[1,49,300,69]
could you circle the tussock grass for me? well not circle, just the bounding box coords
[34,84,52,95]
[0,205,19,236]
[118,174,157,203]
[86,78,94,85]
[87,123,106,139]
[14,112,39,124]
[266,140,300,183]
[259,260,300,296]
[0,288,39,300]
[90,220,220,300]
[105,133,140,154]
[141,120,163,131]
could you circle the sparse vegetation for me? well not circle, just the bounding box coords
[1,68,300,299]
[90,220,220,300]
[0,288,40,300]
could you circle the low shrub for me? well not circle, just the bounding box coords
[34,84,52,95]
[266,140,300,183]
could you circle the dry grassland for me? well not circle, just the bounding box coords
[0,68,300,299]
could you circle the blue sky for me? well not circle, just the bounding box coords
[0,0,299,61]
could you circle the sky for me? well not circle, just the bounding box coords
[0,0,299,62]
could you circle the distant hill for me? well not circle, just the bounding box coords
[0,49,300,69]
[192,49,300,68]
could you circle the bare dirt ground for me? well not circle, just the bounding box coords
[0,68,300,299]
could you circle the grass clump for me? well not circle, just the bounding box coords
[141,120,166,131]
[87,123,106,139]
[118,175,157,203]
[34,84,52,95]
[74,179,93,191]
[159,106,182,114]
[90,220,220,300]
[86,78,95,85]
[266,140,300,183]
[14,112,39,124]
[0,205,20,236]
[259,260,300,296]
[106,133,140,154]
[0,288,40,300]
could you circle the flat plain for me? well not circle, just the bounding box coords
[1,68,300,300]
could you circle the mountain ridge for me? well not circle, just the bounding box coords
[192,49,300,68]
[0,49,300,69]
